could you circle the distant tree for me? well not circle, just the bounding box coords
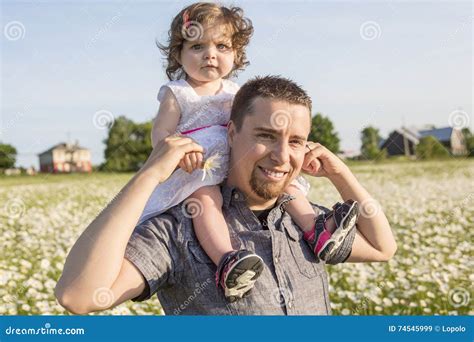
[308,113,340,153]
[415,136,450,159]
[462,128,474,157]
[0,143,17,169]
[128,121,153,168]
[102,116,152,171]
[360,126,386,160]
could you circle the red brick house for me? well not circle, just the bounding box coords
[38,142,92,173]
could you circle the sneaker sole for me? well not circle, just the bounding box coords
[225,255,264,300]
[318,201,359,260]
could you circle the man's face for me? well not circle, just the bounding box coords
[228,97,311,207]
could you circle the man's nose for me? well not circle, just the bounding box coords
[270,141,290,165]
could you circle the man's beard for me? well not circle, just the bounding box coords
[249,167,292,200]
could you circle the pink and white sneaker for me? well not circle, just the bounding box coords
[304,199,359,262]
[215,250,264,302]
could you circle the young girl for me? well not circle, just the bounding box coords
[139,2,359,302]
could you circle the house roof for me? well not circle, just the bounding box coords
[38,142,89,156]
[380,127,419,148]
[418,127,453,142]
[394,127,420,143]
[380,126,456,148]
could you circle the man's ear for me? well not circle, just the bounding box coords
[227,121,236,148]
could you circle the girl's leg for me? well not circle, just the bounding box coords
[191,186,265,301]
[285,184,337,233]
[285,184,359,261]
[191,185,234,265]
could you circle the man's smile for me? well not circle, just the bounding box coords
[257,166,289,181]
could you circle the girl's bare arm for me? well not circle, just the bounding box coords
[151,88,181,146]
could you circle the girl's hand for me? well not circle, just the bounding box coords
[179,151,204,173]
[140,135,204,184]
[301,142,349,178]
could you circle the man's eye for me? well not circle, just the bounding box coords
[290,140,305,146]
[257,133,274,140]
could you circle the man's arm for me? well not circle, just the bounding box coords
[303,142,397,262]
[54,136,203,314]
[328,170,397,262]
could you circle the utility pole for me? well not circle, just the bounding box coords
[402,116,410,156]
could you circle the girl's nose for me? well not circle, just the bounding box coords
[203,46,217,60]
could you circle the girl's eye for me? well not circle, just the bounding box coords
[217,43,230,50]
[191,44,202,50]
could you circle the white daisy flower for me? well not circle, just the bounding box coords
[201,153,223,181]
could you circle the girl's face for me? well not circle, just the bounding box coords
[179,24,235,83]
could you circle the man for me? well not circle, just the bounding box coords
[55,76,397,315]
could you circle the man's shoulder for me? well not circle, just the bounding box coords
[134,205,193,242]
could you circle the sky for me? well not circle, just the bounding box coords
[1,0,472,168]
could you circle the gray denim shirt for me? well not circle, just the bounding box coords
[125,183,355,315]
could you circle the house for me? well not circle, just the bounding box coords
[418,127,466,156]
[4,168,21,176]
[380,126,467,156]
[379,127,419,156]
[38,142,92,173]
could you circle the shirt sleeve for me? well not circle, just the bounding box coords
[310,202,356,265]
[124,214,179,302]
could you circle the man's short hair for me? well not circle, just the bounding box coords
[230,75,312,131]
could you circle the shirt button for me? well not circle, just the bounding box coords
[234,193,239,200]
[288,301,293,309]
[274,258,279,264]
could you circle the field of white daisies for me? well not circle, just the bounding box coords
[1,159,472,315]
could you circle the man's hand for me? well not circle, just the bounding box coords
[178,151,204,173]
[302,142,397,262]
[140,135,204,184]
[301,142,349,178]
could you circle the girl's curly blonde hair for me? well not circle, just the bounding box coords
[158,2,253,80]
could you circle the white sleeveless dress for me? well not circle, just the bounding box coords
[138,79,238,223]
[139,79,310,224]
